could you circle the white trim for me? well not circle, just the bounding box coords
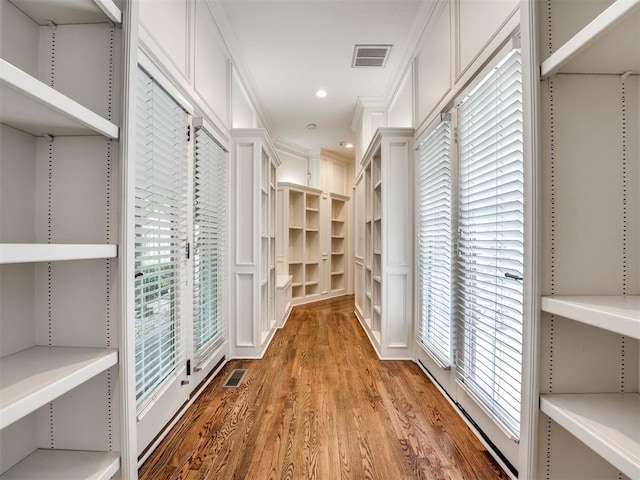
[540,0,640,77]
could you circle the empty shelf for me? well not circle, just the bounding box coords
[541,0,640,76]
[0,449,119,480]
[8,0,122,25]
[0,60,119,138]
[0,244,117,264]
[0,346,117,429]
[540,393,640,479]
[541,295,640,339]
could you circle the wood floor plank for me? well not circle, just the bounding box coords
[139,295,510,480]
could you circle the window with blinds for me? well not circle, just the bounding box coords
[134,67,189,410]
[416,118,455,368]
[193,126,227,361]
[456,48,524,439]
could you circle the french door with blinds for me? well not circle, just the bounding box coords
[134,66,228,453]
[416,44,524,466]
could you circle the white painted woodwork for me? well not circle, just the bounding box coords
[541,0,640,77]
[194,1,230,128]
[540,393,640,479]
[0,1,123,476]
[456,0,519,78]
[0,449,120,480]
[7,0,122,25]
[355,128,414,359]
[0,347,117,429]
[0,59,118,138]
[541,296,640,340]
[277,183,324,304]
[537,2,640,477]
[0,244,116,264]
[416,1,451,126]
[230,129,280,358]
[139,0,189,79]
[276,274,293,327]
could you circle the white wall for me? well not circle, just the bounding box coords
[276,150,308,185]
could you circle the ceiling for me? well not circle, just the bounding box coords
[217,0,427,160]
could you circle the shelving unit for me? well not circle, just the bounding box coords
[537,1,639,478]
[0,244,117,264]
[354,128,414,359]
[541,295,640,339]
[540,393,640,479]
[230,129,280,358]
[329,193,348,294]
[1,450,120,480]
[0,0,124,477]
[277,183,324,304]
[0,347,117,429]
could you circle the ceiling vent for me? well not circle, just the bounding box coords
[352,44,392,68]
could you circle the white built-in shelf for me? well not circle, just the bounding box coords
[374,181,382,190]
[331,251,344,255]
[541,0,640,77]
[0,346,118,429]
[0,243,117,264]
[290,225,304,230]
[305,207,319,212]
[373,306,382,316]
[305,281,318,286]
[291,282,303,288]
[276,274,293,289]
[0,60,119,138]
[8,0,122,25]
[332,271,345,276]
[332,219,344,223]
[541,295,640,340]
[540,393,640,479]
[261,279,268,286]
[306,228,319,233]
[0,449,119,480]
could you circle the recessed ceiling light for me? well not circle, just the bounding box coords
[316,89,327,98]
[340,141,354,148]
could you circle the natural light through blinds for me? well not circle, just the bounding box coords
[416,119,455,367]
[456,48,524,439]
[193,127,227,362]
[134,68,188,410]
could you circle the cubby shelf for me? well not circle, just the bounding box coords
[8,0,122,25]
[0,60,119,139]
[540,0,640,76]
[0,450,120,480]
[541,295,640,340]
[0,243,117,264]
[0,347,118,429]
[540,393,640,479]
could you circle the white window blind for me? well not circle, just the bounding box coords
[456,48,524,439]
[193,126,227,361]
[416,119,455,367]
[134,67,188,410]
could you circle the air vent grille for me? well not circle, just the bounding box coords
[352,44,392,68]
[223,369,247,388]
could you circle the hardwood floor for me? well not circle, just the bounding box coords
[139,295,509,480]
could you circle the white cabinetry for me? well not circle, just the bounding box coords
[0,0,124,477]
[537,1,640,478]
[230,129,280,358]
[277,183,350,305]
[354,128,414,359]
